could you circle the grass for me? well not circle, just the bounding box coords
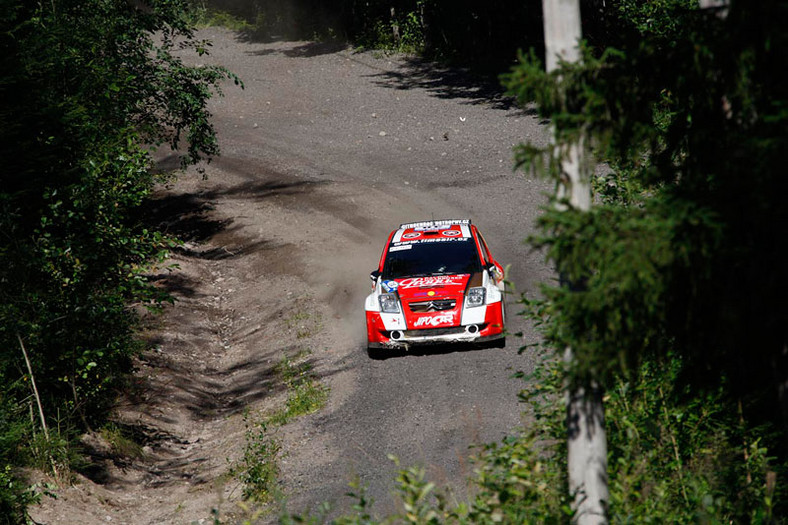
[231,350,328,503]
[186,5,254,32]
[99,424,144,460]
[231,416,282,503]
[228,302,329,507]
[268,352,328,426]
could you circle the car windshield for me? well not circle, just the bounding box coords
[382,239,482,279]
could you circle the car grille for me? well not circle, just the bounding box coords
[408,299,456,313]
[403,326,467,337]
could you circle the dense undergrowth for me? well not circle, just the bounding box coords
[476,354,781,523]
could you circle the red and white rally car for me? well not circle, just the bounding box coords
[365,219,506,350]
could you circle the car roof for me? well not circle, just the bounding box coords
[398,219,471,229]
[389,219,474,247]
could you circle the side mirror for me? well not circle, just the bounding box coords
[370,270,380,282]
[487,262,502,281]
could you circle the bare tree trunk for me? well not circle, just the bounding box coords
[18,334,49,442]
[699,0,729,18]
[542,1,609,523]
[566,374,608,524]
[542,0,582,71]
[390,6,400,43]
[19,333,62,478]
[418,1,431,51]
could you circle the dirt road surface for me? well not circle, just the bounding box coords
[31,29,552,524]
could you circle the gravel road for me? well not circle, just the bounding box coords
[31,28,554,524]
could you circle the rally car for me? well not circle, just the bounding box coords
[365,219,506,351]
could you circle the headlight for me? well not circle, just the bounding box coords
[379,294,400,313]
[465,287,486,308]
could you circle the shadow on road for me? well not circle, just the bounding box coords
[366,339,507,360]
[228,32,536,115]
[283,40,349,58]
[366,57,520,111]
[139,165,325,298]
[245,40,349,58]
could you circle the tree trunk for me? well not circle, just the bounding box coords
[699,0,729,18]
[566,359,609,525]
[542,0,582,71]
[542,1,609,523]
[390,6,400,43]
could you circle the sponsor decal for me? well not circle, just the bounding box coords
[389,244,412,252]
[427,290,436,296]
[393,237,469,246]
[413,313,454,327]
[412,225,458,232]
[381,280,399,292]
[441,229,461,237]
[402,232,421,239]
[398,275,466,289]
[400,219,470,229]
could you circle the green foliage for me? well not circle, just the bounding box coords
[354,0,544,66]
[501,0,788,519]
[353,4,427,55]
[268,351,328,426]
[232,417,282,503]
[610,0,697,40]
[604,355,782,523]
[332,479,375,525]
[398,9,427,54]
[99,424,145,460]
[0,465,40,525]
[503,1,788,417]
[187,3,254,31]
[231,350,326,504]
[192,1,543,70]
[0,0,237,516]
[466,359,570,524]
[0,396,38,525]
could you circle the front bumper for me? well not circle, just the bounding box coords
[366,302,504,349]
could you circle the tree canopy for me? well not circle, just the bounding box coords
[507,0,788,410]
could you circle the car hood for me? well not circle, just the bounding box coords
[384,273,483,329]
[393,274,472,299]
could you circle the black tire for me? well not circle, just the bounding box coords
[367,346,385,360]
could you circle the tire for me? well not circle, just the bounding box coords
[367,346,385,360]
